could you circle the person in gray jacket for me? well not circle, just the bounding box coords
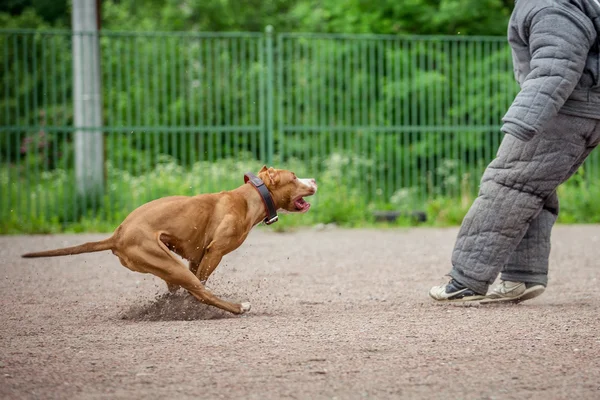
[430,0,600,303]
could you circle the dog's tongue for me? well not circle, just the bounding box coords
[294,197,310,210]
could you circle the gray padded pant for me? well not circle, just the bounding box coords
[450,113,600,295]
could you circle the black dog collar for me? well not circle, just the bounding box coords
[244,172,279,225]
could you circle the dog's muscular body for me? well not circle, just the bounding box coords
[22,166,317,315]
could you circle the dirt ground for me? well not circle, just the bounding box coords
[1,225,599,400]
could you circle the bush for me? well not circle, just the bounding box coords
[3,151,600,234]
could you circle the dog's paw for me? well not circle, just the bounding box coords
[240,302,251,314]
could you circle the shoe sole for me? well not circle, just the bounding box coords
[428,293,486,302]
[479,285,545,304]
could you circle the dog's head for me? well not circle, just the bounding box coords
[257,166,317,213]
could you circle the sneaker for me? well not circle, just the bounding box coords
[429,278,486,302]
[480,280,545,304]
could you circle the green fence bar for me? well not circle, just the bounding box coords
[2,28,598,231]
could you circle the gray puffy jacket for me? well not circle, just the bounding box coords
[502,0,600,142]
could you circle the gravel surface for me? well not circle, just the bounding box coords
[1,225,600,399]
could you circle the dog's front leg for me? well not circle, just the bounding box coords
[195,251,223,284]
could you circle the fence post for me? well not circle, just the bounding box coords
[72,0,104,201]
[265,25,274,166]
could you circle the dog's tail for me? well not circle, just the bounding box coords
[21,236,115,258]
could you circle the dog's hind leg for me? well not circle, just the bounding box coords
[189,260,200,276]
[166,282,180,293]
[145,233,249,314]
[128,249,249,314]
[151,260,249,314]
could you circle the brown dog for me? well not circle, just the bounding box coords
[22,166,317,315]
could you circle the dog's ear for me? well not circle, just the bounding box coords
[267,167,279,185]
[259,166,278,185]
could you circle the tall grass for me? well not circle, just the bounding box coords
[1,153,377,233]
[2,154,599,234]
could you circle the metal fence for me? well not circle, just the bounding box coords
[2,28,597,230]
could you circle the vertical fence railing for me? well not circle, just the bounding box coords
[1,31,77,230]
[2,28,599,231]
[1,30,270,230]
[275,33,518,209]
[96,31,269,225]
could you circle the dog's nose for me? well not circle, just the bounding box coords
[299,178,318,191]
[309,179,317,193]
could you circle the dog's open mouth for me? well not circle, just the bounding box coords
[294,197,311,212]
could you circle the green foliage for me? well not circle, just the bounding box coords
[4,152,600,234]
[96,0,514,35]
[2,1,519,182]
[2,29,519,197]
[2,0,515,35]
[556,168,600,224]
[0,0,68,26]
[13,0,600,236]
[0,153,377,233]
[287,0,512,35]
